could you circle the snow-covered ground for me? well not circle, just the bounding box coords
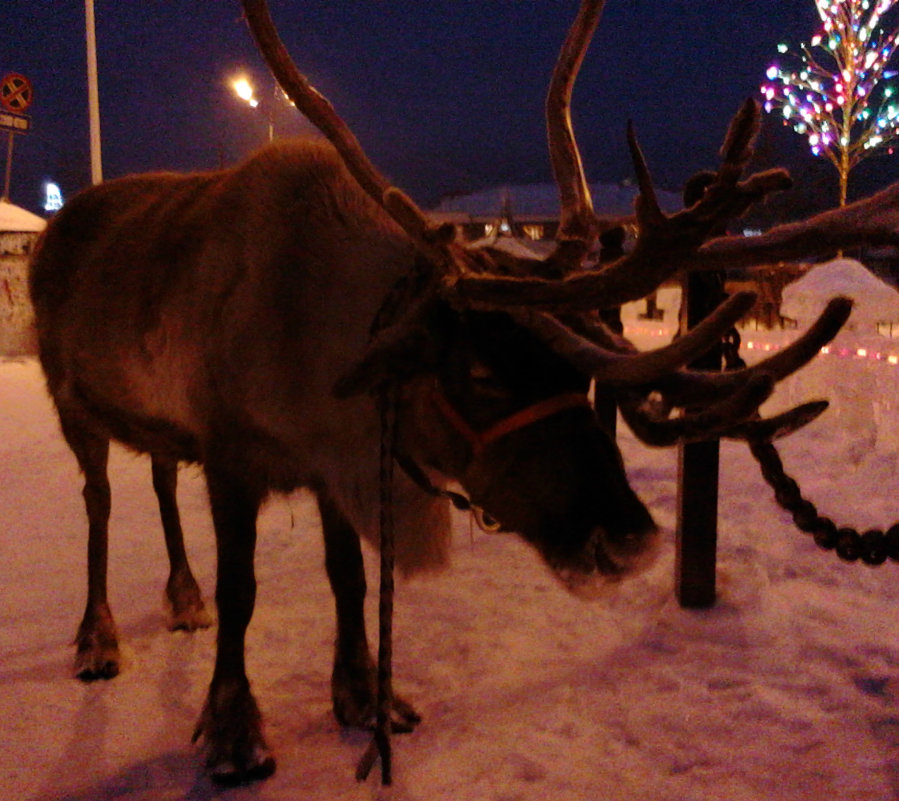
[3,260,899,801]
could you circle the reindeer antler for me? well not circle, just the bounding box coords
[457,97,899,312]
[242,0,872,448]
[545,0,605,262]
[241,0,613,284]
[241,1,388,207]
[241,0,463,270]
[456,101,799,312]
[694,180,899,270]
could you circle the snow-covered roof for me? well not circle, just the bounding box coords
[432,181,682,219]
[782,257,899,329]
[0,200,46,233]
[466,234,551,260]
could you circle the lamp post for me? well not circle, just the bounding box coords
[85,0,103,185]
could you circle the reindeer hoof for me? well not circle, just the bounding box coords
[194,681,275,786]
[166,576,214,631]
[332,662,421,733]
[208,748,276,787]
[74,618,121,680]
[75,645,121,680]
[167,601,213,632]
[334,696,422,734]
[384,695,423,734]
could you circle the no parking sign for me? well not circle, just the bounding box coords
[1,74,33,114]
[1,73,33,198]
[0,74,32,135]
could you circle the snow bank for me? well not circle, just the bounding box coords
[778,259,899,464]
[782,257,899,334]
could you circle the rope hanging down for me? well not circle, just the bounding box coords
[356,383,398,785]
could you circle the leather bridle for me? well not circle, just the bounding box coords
[393,382,593,532]
[428,384,592,457]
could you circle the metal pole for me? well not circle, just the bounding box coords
[85,0,103,185]
[3,132,13,200]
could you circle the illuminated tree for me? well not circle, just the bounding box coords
[761,0,899,205]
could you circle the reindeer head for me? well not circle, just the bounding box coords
[241,0,898,592]
[382,300,659,594]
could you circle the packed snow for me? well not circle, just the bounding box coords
[3,260,899,801]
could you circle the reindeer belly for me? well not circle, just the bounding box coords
[57,318,206,462]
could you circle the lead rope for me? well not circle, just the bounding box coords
[722,327,899,566]
[356,382,398,785]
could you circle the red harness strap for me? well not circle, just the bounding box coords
[429,385,592,457]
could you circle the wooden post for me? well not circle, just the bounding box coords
[675,271,725,608]
[674,171,729,609]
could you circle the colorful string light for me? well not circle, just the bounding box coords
[760,0,899,204]
[624,323,899,366]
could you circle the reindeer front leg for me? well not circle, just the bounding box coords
[193,463,274,785]
[316,489,421,733]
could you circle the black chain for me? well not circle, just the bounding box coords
[748,438,899,566]
[721,320,899,567]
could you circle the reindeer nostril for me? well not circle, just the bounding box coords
[599,521,660,575]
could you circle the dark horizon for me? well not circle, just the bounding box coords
[3,1,898,217]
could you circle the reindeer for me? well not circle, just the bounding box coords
[28,0,899,786]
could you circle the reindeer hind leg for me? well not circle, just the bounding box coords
[151,454,212,631]
[56,411,120,680]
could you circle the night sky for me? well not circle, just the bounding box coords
[4,1,896,217]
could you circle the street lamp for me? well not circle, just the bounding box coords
[230,75,275,142]
[231,77,259,108]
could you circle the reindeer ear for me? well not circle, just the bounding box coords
[333,327,437,398]
[333,299,449,398]
[334,258,446,398]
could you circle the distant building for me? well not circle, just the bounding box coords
[429,180,683,247]
[428,180,821,330]
[0,200,45,357]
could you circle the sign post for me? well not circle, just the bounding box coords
[0,73,33,201]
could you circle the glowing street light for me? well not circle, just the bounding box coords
[231,77,259,108]
[231,75,281,141]
[231,74,298,143]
